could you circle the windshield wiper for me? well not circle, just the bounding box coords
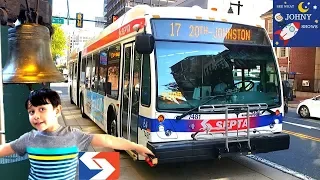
[263,108,276,115]
[175,94,227,120]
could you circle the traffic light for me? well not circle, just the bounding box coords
[112,15,118,22]
[76,13,83,28]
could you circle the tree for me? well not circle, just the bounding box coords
[51,24,67,61]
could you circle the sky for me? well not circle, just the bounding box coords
[52,0,105,29]
[207,0,273,25]
[51,0,273,28]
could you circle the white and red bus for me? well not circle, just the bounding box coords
[68,5,290,166]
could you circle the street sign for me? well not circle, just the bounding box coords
[52,17,64,24]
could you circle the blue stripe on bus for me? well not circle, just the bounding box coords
[138,114,283,132]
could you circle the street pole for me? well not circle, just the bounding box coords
[67,0,70,25]
[66,0,71,69]
[230,1,243,15]
[0,26,4,146]
[287,48,290,80]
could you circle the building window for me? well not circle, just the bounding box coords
[280,47,286,57]
[267,19,273,33]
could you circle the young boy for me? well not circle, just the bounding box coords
[0,88,154,179]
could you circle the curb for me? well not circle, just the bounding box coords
[61,112,67,125]
[288,105,298,108]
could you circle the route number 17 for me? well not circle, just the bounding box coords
[170,23,181,37]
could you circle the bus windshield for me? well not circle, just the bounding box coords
[155,41,281,111]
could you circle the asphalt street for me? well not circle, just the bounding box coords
[257,107,320,180]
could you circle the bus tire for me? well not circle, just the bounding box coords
[80,95,88,118]
[107,108,122,152]
[107,108,118,137]
[69,87,74,104]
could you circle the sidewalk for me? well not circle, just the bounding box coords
[288,99,301,108]
[288,91,320,108]
[288,96,314,108]
[58,95,144,180]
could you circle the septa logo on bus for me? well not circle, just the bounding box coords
[138,114,282,133]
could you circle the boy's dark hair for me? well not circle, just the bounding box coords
[25,88,61,109]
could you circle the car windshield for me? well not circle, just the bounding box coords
[155,41,281,111]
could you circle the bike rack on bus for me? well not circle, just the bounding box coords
[198,103,268,152]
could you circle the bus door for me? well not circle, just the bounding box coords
[121,42,140,143]
[72,61,78,105]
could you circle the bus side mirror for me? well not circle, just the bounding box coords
[135,33,155,54]
[105,82,112,95]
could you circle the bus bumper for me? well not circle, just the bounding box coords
[146,133,290,164]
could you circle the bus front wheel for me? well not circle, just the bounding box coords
[107,110,118,137]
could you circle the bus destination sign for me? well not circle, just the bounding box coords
[151,19,270,46]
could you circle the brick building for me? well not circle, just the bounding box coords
[260,9,320,92]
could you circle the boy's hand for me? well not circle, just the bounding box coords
[134,144,155,157]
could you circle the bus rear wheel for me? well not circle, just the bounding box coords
[69,88,74,104]
[80,96,88,118]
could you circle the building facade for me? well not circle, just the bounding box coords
[261,9,320,92]
[103,0,178,26]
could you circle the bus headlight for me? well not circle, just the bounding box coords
[165,129,172,136]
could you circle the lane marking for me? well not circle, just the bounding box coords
[247,155,316,180]
[285,115,320,126]
[283,130,320,142]
[285,115,306,120]
[283,121,320,131]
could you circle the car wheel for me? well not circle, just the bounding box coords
[299,105,310,118]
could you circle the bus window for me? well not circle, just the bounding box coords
[92,53,100,92]
[69,63,73,80]
[91,55,96,90]
[132,50,142,114]
[73,62,77,80]
[141,54,151,106]
[86,55,93,89]
[106,44,121,99]
[80,57,86,84]
[98,49,108,95]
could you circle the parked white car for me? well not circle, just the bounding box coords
[296,95,320,118]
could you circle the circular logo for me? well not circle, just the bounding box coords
[274,13,283,22]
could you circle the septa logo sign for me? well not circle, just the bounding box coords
[79,152,120,180]
[273,0,320,47]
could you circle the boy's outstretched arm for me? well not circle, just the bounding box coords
[91,134,154,157]
[0,144,15,157]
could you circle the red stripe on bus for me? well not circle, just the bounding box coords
[83,18,145,56]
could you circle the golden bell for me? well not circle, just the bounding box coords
[2,23,65,83]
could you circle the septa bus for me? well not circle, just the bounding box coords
[68,5,290,166]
